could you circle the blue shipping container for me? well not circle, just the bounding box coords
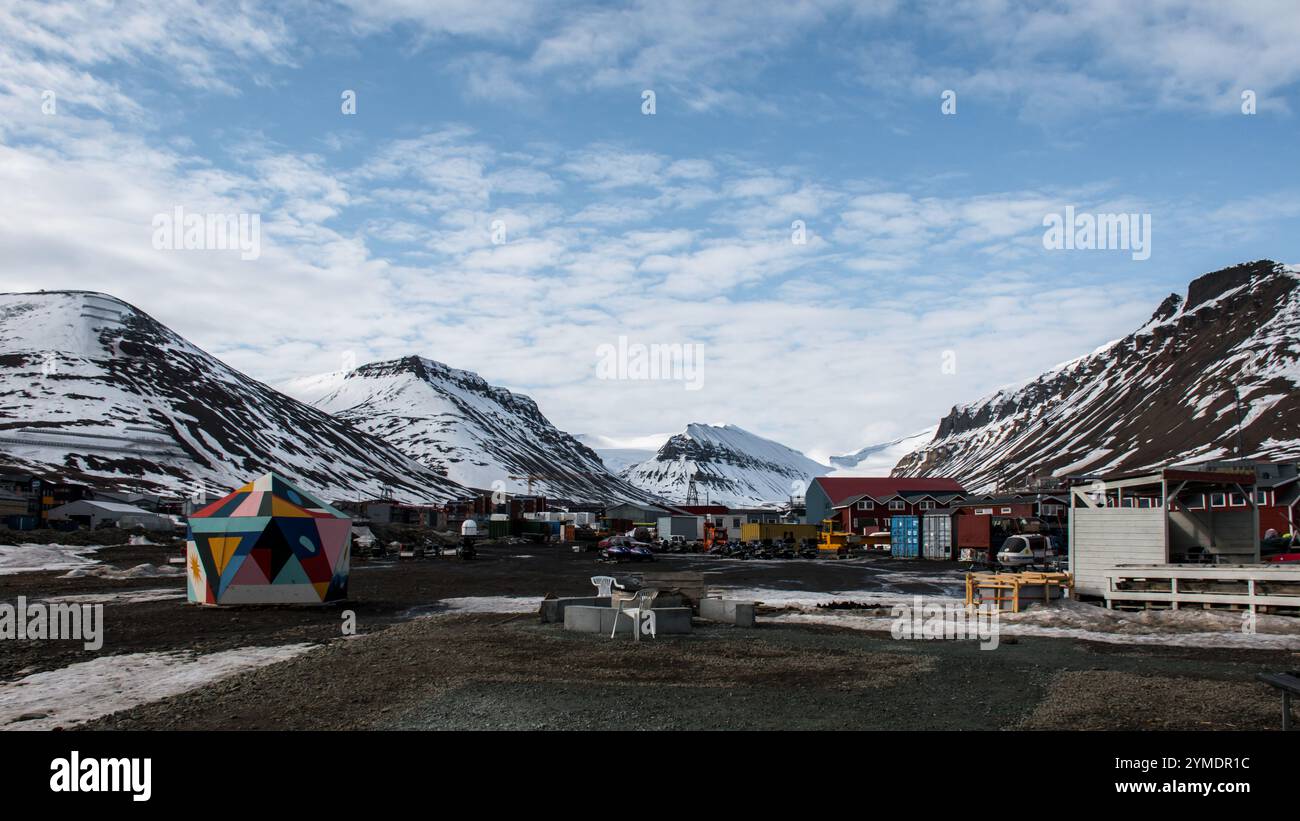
[891,515,920,558]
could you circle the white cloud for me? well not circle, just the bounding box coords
[3,0,1298,466]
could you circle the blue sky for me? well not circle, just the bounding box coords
[2,0,1299,461]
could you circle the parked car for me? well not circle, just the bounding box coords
[996,534,1056,569]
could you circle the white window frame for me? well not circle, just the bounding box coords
[1229,492,1246,507]
[1000,507,1012,514]
[856,500,874,511]
[1210,492,1227,508]
[975,507,992,515]
[919,500,936,510]
[1256,490,1269,506]
[888,499,906,511]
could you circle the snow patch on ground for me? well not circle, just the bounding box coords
[62,563,183,579]
[435,596,541,614]
[718,586,932,609]
[762,595,1300,650]
[41,588,185,605]
[0,644,316,730]
[0,543,101,576]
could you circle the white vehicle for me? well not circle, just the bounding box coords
[995,534,1056,569]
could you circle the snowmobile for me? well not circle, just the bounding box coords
[599,540,655,563]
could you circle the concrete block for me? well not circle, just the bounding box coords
[732,603,755,628]
[562,605,692,635]
[563,605,606,633]
[699,597,757,627]
[540,596,609,623]
[652,607,693,634]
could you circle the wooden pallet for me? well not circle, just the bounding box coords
[966,571,1073,613]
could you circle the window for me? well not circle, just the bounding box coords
[1000,507,1012,514]
[1256,491,1269,506]
[1041,503,1063,516]
[1121,498,1135,508]
[919,500,936,510]
[732,517,741,528]
[975,507,992,515]
[1210,492,1226,507]
[888,499,905,511]
[856,500,874,510]
[1137,497,1151,508]
[1229,493,1245,507]
[1187,494,1205,510]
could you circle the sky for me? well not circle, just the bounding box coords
[2,0,1299,464]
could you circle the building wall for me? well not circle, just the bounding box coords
[1260,501,1295,535]
[1070,507,1166,597]
[805,483,834,525]
[839,501,944,534]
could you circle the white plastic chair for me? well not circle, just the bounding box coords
[591,575,616,597]
[612,590,657,641]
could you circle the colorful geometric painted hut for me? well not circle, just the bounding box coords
[186,472,351,605]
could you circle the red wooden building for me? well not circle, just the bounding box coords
[805,477,966,534]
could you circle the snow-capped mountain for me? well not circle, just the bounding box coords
[829,428,936,475]
[0,292,466,503]
[292,356,647,503]
[574,433,660,474]
[620,423,830,506]
[893,260,1300,490]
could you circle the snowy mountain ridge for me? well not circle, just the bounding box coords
[299,356,649,503]
[620,423,830,506]
[0,291,466,503]
[893,260,1300,490]
[828,427,937,475]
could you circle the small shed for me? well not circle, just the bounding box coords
[186,472,351,606]
[1069,467,1258,597]
[46,499,172,531]
[606,502,672,523]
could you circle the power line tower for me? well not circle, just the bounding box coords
[684,475,700,506]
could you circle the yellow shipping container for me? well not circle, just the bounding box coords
[739,522,821,543]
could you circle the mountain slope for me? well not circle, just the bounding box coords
[297,356,647,503]
[0,291,467,503]
[574,433,659,474]
[829,427,936,475]
[893,260,1300,490]
[620,423,830,506]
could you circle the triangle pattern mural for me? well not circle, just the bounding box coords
[185,472,352,606]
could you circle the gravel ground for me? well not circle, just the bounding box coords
[81,614,1294,731]
[0,541,962,681]
[4,542,1295,730]
[1018,670,1281,730]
